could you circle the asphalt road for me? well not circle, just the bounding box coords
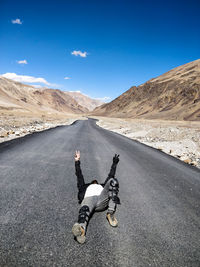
[0,118,200,267]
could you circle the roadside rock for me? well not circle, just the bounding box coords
[96,118,200,169]
[191,161,198,166]
[184,159,192,164]
[15,131,21,136]
[0,131,9,138]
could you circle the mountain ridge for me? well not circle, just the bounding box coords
[0,77,88,114]
[64,91,104,111]
[92,59,200,121]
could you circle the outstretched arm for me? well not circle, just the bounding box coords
[103,154,120,185]
[75,150,85,189]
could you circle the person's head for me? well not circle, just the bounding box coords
[91,179,99,184]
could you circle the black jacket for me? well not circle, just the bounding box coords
[75,160,118,203]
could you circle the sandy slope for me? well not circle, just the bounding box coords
[93,59,200,120]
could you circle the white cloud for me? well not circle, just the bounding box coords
[1,73,51,86]
[71,50,88,58]
[17,60,28,65]
[12,18,22,25]
[64,77,71,80]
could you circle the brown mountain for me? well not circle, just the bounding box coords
[65,91,104,111]
[0,77,88,114]
[92,59,200,121]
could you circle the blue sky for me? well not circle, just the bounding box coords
[0,0,200,101]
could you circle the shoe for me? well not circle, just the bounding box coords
[72,223,86,244]
[106,212,118,227]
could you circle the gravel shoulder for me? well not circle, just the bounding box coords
[92,116,200,169]
[0,111,87,143]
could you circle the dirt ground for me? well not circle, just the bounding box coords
[92,116,200,169]
[0,110,86,143]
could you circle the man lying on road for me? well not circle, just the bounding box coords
[72,150,120,244]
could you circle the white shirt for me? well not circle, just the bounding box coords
[84,184,103,198]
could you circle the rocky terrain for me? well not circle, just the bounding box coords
[0,112,86,143]
[94,117,200,169]
[93,59,200,121]
[65,91,103,111]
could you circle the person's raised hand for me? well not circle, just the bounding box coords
[113,154,120,164]
[75,150,80,161]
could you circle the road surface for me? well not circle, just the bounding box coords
[0,119,200,266]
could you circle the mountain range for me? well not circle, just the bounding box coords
[65,91,103,111]
[0,77,102,115]
[92,59,200,121]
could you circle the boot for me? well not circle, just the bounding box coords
[72,223,86,244]
[106,212,118,227]
[72,205,89,244]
